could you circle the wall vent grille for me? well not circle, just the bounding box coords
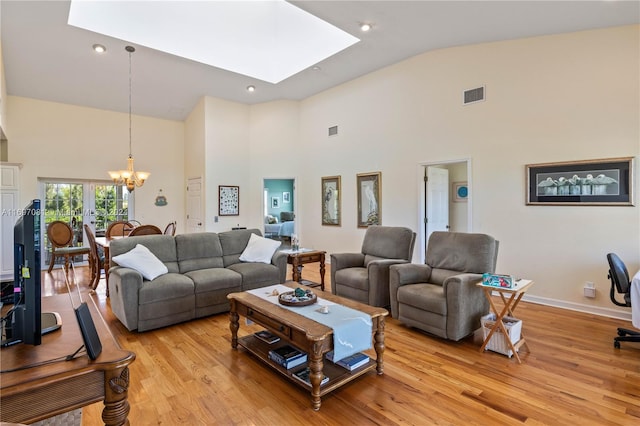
[463,86,485,105]
[328,125,338,137]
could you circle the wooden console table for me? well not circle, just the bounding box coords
[1,294,135,425]
[284,249,326,291]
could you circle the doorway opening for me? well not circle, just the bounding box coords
[419,159,472,262]
[263,178,295,247]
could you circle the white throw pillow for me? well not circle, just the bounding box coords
[239,233,281,264]
[112,244,168,281]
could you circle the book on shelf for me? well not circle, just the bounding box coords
[292,367,329,386]
[326,351,370,371]
[268,345,307,369]
[254,330,280,344]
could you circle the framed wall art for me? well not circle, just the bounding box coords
[526,157,634,206]
[218,185,239,215]
[321,175,341,226]
[357,172,381,227]
[271,196,280,209]
[453,181,468,202]
[283,192,290,203]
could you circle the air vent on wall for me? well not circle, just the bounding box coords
[463,86,485,105]
[328,125,338,137]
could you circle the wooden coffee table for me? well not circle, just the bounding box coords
[227,283,387,410]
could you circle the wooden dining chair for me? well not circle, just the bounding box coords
[106,221,134,238]
[128,224,163,236]
[83,224,105,292]
[46,221,91,273]
[163,221,177,236]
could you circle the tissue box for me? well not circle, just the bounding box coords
[482,273,515,289]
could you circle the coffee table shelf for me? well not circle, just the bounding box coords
[237,334,376,395]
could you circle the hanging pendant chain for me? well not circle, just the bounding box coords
[128,49,132,158]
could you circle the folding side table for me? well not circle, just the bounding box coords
[478,279,534,363]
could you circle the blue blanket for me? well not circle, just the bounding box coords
[248,285,372,361]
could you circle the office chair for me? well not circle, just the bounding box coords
[607,252,640,348]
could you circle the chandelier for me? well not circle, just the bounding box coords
[108,45,149,192]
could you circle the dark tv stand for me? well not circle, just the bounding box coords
[1,312,61,346]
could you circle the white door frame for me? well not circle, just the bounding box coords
[417,159,472,263]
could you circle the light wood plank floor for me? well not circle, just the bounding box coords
[42,265,640,425]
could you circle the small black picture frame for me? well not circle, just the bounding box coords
[219,185,239,216]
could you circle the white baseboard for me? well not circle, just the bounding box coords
[518,293,632,323]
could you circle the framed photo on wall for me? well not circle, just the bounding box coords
[321,175,341,226]
[218,185,239,216]
[453,181,468,202]
[357,172,381,228]
[526,157,634,206]
[283,192,291,203]
[271,197,280,209]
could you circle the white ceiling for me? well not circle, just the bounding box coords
[2,1,639,121]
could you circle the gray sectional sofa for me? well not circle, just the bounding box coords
[108,229,287,331]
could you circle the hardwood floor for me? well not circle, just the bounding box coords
[41,265,640,425]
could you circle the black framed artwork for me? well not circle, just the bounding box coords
[526,157,634,206]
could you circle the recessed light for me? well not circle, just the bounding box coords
[92,44,106,53]
[246,85,256,92]
[312,66,321,71]
[360,23,372,32]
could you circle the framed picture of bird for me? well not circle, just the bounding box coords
[357,172,382,227]
[526,157,634,206]
[321,176,341,226]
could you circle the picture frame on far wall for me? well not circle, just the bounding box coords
[283,192,290,203]
[357,172,381,228]
[526,157,634,206]
[321,175,341,226]
[453,181,468,202]
[271,196,280,209]
[218,185,240,216]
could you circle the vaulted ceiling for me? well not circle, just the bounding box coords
[2,1,638,121]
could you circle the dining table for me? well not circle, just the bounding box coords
[94,235,124,295]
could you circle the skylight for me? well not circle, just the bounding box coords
[67,0,360,84]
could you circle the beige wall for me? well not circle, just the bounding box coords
[6,96,185,232]
[5,25,639,319]
[250,25,640,316]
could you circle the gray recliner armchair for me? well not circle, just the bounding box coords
[331,226,416,307]
[389,231,499,341]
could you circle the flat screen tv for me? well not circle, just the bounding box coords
[1,199,43,346]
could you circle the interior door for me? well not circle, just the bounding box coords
[186,177,203,233]
[425,166,449,249]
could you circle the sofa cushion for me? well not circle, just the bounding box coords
[176,232,224,273]
[239,233,281,264]
[110,235,180,273]
[138,273,194,305]
[219,228,261,267]
[111,244,168,280]
[185,268,242,293]
[227,262,281,289]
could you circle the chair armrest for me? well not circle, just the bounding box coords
[367,259,410,308]
[330,253,365,295]
[389,263,433,318]
[442,273,488,340]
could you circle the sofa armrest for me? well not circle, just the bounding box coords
[271,251,289,283]
[442,273,488,340]
[108,266,144,331]
[330,253,365,295]
[389,263,433,318]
